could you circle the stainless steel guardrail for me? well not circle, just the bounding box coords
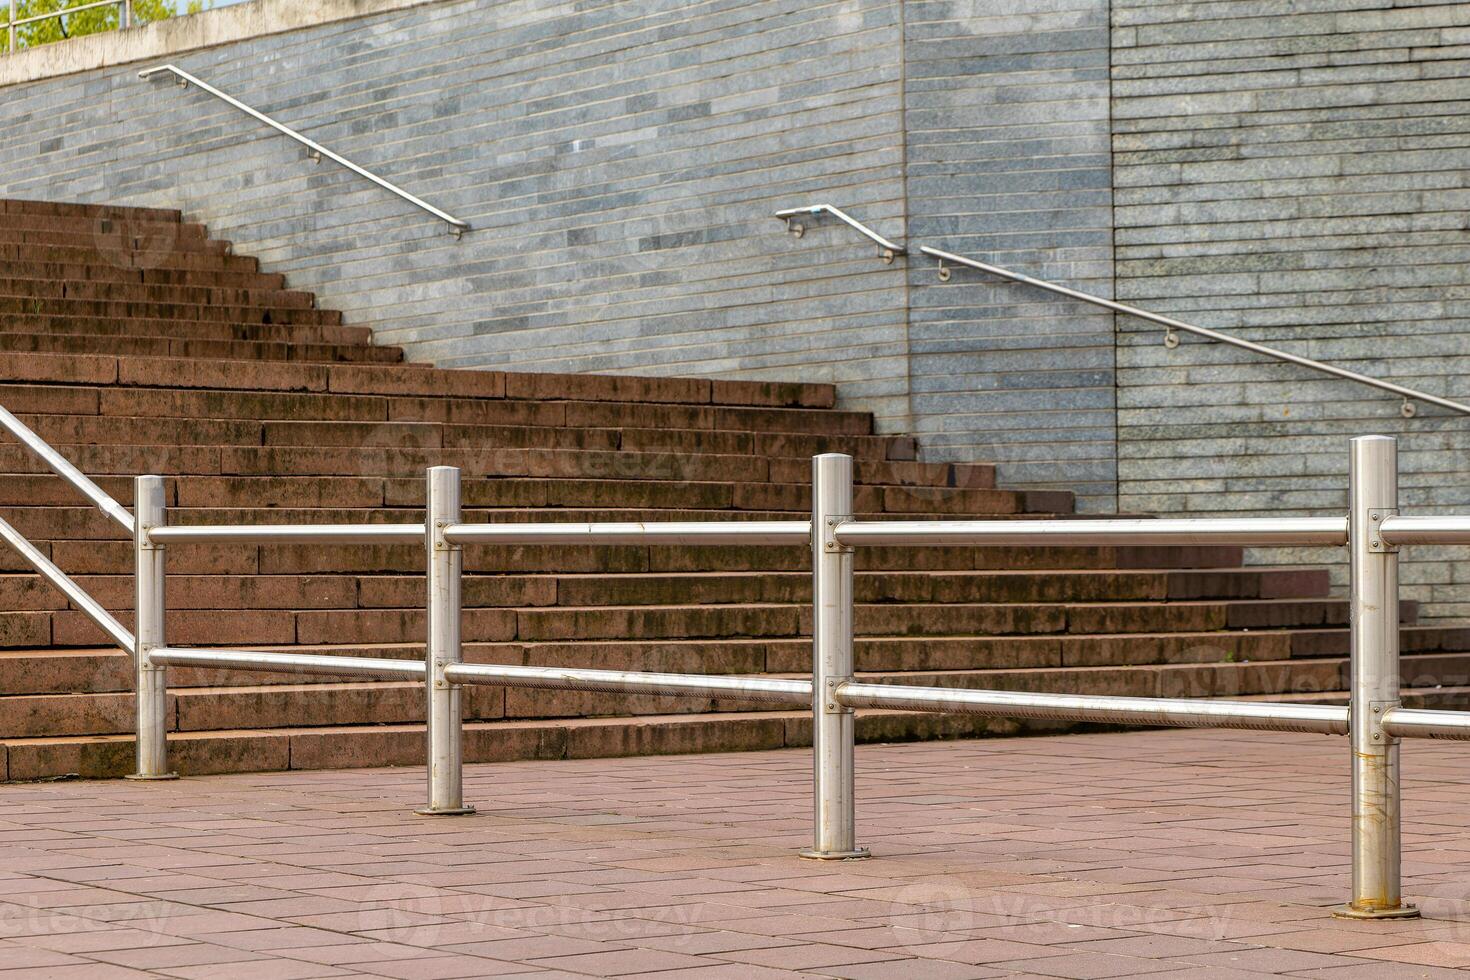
[140,435,1470,920]
[137,64,471,238]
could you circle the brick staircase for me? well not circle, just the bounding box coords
[2,197,1469,782]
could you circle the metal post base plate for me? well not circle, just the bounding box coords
[414,805,476,816]
[1332,903,1420,920]
[799,847,871,861]
[124,772,178,781]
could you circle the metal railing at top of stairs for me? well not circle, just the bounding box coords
[5,0,131,54]
[776,205,1470,420]
[137,64,470,238]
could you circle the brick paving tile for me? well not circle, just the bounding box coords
[87,941,273,969]
[818,960,1008,979]
[1065,933,1253,958]
[988,950,1187,978]
[895,936,1077,964]
[526,947,713,975]
[716,940,903,968]
[1182,946,1376,971]
[628,929,799,954]
[1347,939,1470,967]
[1290,965,1470,980]
[0,965,158,979]
[608,967,814,980]
[348,953,526,978]
[442,934,625,960]
[277,941,438,966]
[1126,970,1283,980]
[1257,927,1429,953]
[0,941,89,969]
[163,961,351,979]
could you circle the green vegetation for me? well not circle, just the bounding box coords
[2,0,212,53]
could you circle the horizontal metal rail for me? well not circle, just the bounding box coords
[443,521,810,546]
[0,406,134,534]
[150,647,426,680]
[0,514,134,652]
[1379,516,1470,546]
[1382,707,1470,740]
[833,516,1348,548]
[920,246,1470,418]
[137,64,470,237]
[775,204,906,261]
[836,683,1350,735]
[444,663,813,705]
[149,524,424,545]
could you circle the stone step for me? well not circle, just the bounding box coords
[0,210,194,234]
[0,444,992,490]
[0,228,228,253]
[0,315,373,346]
[0,295,339,325]
[8,679,1470,782]
[38,596,1412,649]
[0,657,1383,737]
[0,332,404,363]
[4,414,912,460]
[0,276,317,308]
[7,631,1469,698]
[0,241,259,272]
[1,198,182,221]
[0,382,876,433]
[0,353,839,409]
[0,259,288,291]
[30,538,1246,577]
[0,566,1333,613]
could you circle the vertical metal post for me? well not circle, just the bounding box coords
[417,466,474,815]
[121,0,132,29]
[127,475,175,780]
[8,0,16,54]
[801,454,868,859]
[1337,435,1416,918]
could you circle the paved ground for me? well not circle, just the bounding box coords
[4,730,1470,978]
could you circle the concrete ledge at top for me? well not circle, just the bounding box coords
[0,0,443,88]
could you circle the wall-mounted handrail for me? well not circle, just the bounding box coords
[774,204,906,263]
[138,64,471,238]
[920,246,1470,419]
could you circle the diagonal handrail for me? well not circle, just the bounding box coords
[0,405,134,533]
[0,516,133,651]
[919,246,1470,419]
[0,405,136,652]
[139,64,470,238]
